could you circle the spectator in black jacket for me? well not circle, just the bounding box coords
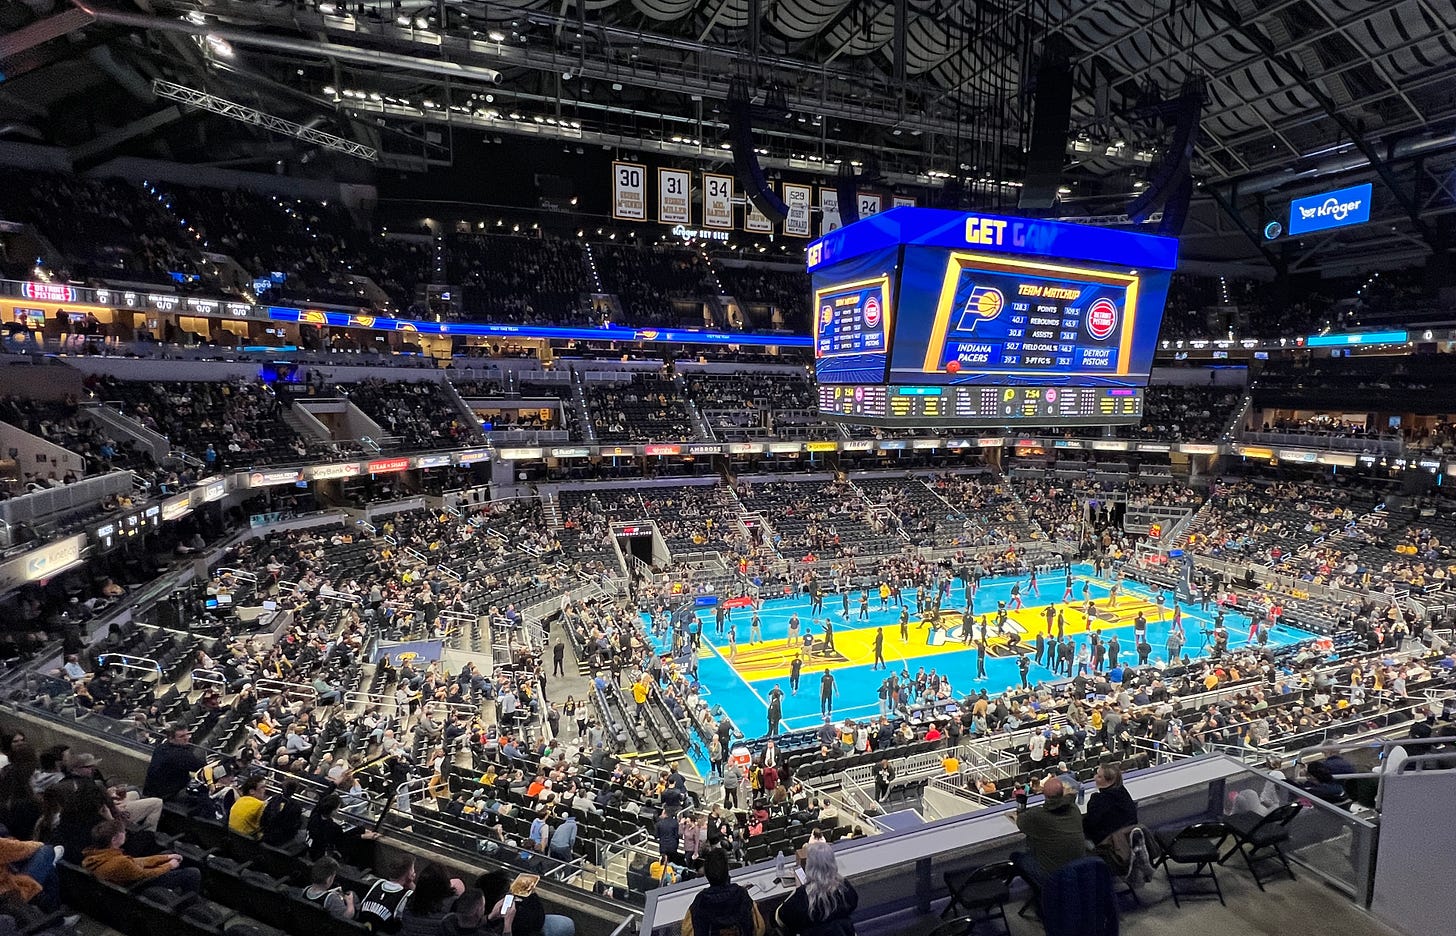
[142,724,205,800]
[1082,763,1139,846]
[306,792,379,862]
[260,778,304,846]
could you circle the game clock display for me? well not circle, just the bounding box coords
[819,384,1142,427]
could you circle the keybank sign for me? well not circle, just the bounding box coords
[1288,182,1373,235]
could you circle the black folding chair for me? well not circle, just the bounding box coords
[940,860,1017,935]
[1221,802,1302,889]
[1154,820,1233,907]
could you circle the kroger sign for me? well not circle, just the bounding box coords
[1287,183,1373,236]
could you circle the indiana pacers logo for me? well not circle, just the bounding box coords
[955,286,1005,331]
[1085,298,1119,340]
[820,304,834,330]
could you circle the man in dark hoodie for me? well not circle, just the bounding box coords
[684,849,761,936]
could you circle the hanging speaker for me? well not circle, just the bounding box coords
[728,102,789,224]
[1018,37,1075,211]
[1129,78,1205,224]
[836,164,860,226]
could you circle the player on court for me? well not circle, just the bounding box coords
[1084,599,1096,630]
[872,627,886,670]
[1062,568,1075,603]
[1010,582,1023,610]
[1155,589,1167,620]
[899,606,910,641]
[1027,567,1039,598]
[787,612,801,648]
[1107,581,1120,608]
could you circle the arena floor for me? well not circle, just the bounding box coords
[652,563,1310,742]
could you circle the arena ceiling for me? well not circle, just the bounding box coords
[2,0,1456,274]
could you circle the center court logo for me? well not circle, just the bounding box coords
[1085,298,1119,340]
[954,286,1005,331]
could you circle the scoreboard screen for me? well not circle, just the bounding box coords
[811,246,898,384]
[891,248,1149,386]
[808,208,1177,427]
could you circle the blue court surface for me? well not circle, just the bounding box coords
[646,563,1309,744]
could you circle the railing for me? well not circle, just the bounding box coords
[253,677,319,705]
[1294,733,1455,812]
[94,652,163,679]
[640,756,1382,933]
[1239,429,1404,455]
[0,470,135,527]
[843,743,967,788]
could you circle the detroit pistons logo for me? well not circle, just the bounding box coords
[863,296,881,328]
[1086,298,1119,340]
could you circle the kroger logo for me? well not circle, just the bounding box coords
[1288,182,1372,235]
[1298,195,1363,223]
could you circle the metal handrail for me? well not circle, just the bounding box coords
[95,653,163,678]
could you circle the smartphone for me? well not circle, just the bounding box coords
[501,895,515,913]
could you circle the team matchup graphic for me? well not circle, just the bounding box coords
[924,252,1140,381]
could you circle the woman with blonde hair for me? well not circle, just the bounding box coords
[774,843,858,936]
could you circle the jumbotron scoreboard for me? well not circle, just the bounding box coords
[808,208,1178,428]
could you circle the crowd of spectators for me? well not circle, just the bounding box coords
[452,234,593,324]
[1183,478,1373,571]
[100,377,316,470]
[591,244,715,326]
[153,185,431,311]
[736,479,882,562]
[0,171,201,287]
[584,372,696,443]
[683,370,834,441]
[0,395,154,492]
[341,380,484,451]
[711,266,811,331]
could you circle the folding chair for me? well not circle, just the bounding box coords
[1155,821,1234,907]
[1221,802,1302,890]
[941,860,1017,935]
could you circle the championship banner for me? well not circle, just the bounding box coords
[892,196,917,209]
[857,193,883,217]
[819,188,842,234]
[783,184,812,237]
[744,195,774,233]
[703,173,734,229]
[612,161,647,221]
[658,168,690,224]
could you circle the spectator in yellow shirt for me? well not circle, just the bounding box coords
[228,776,268,838]
[632,679,649,724]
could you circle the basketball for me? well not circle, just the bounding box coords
[946,360,961,374]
